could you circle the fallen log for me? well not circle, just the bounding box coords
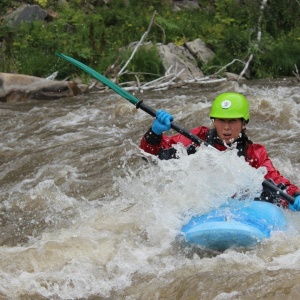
[0,73,89,102]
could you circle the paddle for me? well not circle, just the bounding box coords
[56,53,210,147]
[55,52,295,205]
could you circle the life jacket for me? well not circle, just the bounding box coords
[205,128,252,158]
[158,128,252,159]
[184,128,252,157]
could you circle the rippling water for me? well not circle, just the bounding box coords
[1,79,300,299]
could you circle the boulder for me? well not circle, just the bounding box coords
[3,4,57,27]
[0,73,88,102]
[185,38,215,65]
[126,40,204,81]
[156,42,204,81]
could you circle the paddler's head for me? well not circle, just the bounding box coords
[210,93,250,145]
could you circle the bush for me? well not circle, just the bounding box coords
[0,0,12,16]
[255,37,300,78]
[119,44,164,82]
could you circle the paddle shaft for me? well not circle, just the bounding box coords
[56,52,294,204]
[262,180,294,204]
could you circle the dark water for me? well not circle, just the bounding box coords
[1,79,300,299]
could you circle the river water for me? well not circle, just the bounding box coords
[1,78,300,299]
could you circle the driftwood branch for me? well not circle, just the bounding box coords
[46,71,58,80]
[293,64,300,82]
[238,54,253,80]
[213,59,246,76]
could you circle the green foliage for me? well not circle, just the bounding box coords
[0,0,300,79]
[0,0,12,15]
[253,35,300,78]
[203,26,252,75]
[264,0,300,37]
[35,0,47,7]
[119,44,164,82]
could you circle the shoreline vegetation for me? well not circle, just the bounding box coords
[0,0,300,92]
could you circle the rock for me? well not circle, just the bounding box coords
[3,4,56,27]
[156,42,204,81]
[173,0,200,11]
[126,40,204,81]
[0,73,89,102]
[185,38,215,64]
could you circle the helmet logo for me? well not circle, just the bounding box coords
[221,100,231,109]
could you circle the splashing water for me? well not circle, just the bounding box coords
[1,81,300,298]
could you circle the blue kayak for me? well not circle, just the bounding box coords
[181,200,287,251]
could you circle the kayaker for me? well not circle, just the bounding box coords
[139,92,300,211]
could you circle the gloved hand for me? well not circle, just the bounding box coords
[289,195,300,211]
[152,109,173,135]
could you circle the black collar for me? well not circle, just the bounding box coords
[206,129,252,157]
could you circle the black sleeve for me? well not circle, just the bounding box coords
[158,148,178,160]
[186,144,197,155]
[144,128,162,145]
[157,144,196,160]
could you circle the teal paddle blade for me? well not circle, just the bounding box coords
[55,52,139,105]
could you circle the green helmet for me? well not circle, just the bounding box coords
[210,92,250,123]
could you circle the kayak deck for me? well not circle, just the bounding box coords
[181,200,287,251]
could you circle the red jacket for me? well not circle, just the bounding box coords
[140,126,300,198]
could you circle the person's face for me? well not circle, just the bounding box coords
[213,118,245,144]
